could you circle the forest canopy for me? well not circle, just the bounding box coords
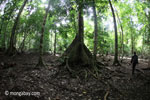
[0,0,150,59]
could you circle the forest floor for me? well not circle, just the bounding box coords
[0,51,150,100]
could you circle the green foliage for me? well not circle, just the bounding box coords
[0,0,149,57]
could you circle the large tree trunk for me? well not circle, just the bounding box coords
[62,0,93,67]
[6,0,28,55]
[108,0,120,65]
[78,1,84,43]
[36,0,51,67]
[92,0,98,60]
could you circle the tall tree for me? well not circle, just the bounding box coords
[63,0,93,66]
[92,0,98,60]
[108,0,120,65]
[6,0,28,55]
[131,32,134,54]
[148,46,150,68]
[115,8,124,61]
[54,26,57,56]
[145,3,150,67]
[36,0,51,67]
[19,32,28,53]
[129,19,135,54]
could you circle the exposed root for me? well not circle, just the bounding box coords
[113,61,121,66]
[6,46,17,56]
[104,91,109,100]
[36,56,45,68]
[65,56,74,73]
[62,36,93,67]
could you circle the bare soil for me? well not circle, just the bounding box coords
[0,52,150,100]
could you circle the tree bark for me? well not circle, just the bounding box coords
[131,33,134,54]
[36,0,51,67]
[148,46,150,68]
[54,28,57,56]
[2,23,7,50]
[92,0,98,60]
[0,20,6,50]
[19,32,28,53]
[6,0,28,55]
[108,0,120,65]
[115,8,124,61]
[0,20,4,36]
[62,0,93,67]
[78,0,84,43]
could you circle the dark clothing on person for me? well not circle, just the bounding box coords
[131,54,138,75]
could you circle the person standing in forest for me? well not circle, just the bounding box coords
[131,52,138,75]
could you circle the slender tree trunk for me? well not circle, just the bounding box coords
[131,33,134,54]
[29,37,31,50]
[148,46,150,68]
[19,32,28,53]
[50,30,53,53]
[2,23,7,50]
[141,33,145,56]
[20,35,26,52]
[6,0,28,55]
[0,20,7,50]
[36,0,51,67]
[108,0,120,65]
[115,9,124,61]
[148,24,150,67]
[0,19,4,36]
[92,0,98,60]
[54,28,57,56]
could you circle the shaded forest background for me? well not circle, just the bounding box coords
[0,0,149,62]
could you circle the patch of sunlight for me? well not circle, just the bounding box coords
[31,39,35,44]
[37,32,41,37]
[40,0,48,8]
[137,24,144,30]
[102,16,114,32]
[56,23,60,27]
[136,36,143,48]
[42,0,46,2]
[145,8,150,15]
[61,19,69,25]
